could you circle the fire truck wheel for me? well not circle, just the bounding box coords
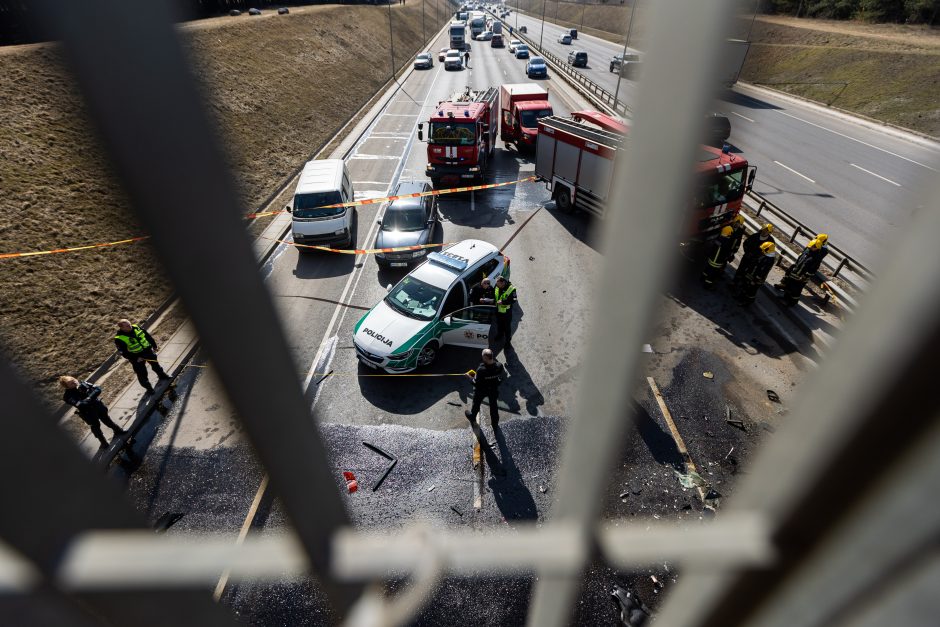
[554,186,573,213]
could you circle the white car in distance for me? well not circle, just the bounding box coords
[444,49,464,70]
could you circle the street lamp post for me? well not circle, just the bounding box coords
[579,1,586,32]
[422,0,426,44]
[539,0,547,49]
[612,0,638,113]
[387,0,396,81]
[746,0,761,42]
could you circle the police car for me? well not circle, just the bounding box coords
[353,240,510,372]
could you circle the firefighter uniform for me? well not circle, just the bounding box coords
[61,377,125,449]
[493,277,517,349]
[776,234,829,307]
[741,223,774,266]
[734,241,777,306]
[465,356,505,428]
[701,226,735,290]
[114,322,170,393]
[727,214,746,261]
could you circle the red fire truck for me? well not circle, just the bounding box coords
[419,86,500,189]
[535,110,756,238]
[499,83,552,150]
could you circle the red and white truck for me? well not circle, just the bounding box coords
[419,87,499,189]
[535,110,756,238]
[499,83,553,150]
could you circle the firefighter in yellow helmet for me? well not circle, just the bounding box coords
[701,226,735,290]
[775,233,830,306]
[734,241,777,306]
[727,214,746,262]
[741,223,774,266]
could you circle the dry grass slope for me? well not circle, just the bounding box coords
[0,2,450,408]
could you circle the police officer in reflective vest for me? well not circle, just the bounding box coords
[59,375,126,450]
[493,276,517,350]
[775,233,829,307]
[114,319,170,394]
[701,225,735,290]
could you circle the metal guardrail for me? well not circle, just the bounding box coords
[507,12,871,311]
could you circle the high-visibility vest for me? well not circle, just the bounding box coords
[495,285,516,314]
[115,325,151,354]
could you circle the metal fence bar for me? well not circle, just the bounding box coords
[33,0,361,617]
[657,177,940,626]
[526,1,733,625]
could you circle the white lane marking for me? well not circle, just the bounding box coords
[302,61,448,393]
[353,180,392,187]
[731,111,754,123]
[381,113,420,117]
[850,163,902,187]
[349,154,402,160]
[777,110,939,173]
[773,160,816,184]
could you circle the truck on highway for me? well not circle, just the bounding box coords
[469,14,486,38]
[449,22,467,50]
[535,110,756,238]
[722,39,750,87]
[491,20,503,34]
[499,83,553,150]
[419,86,500,188]
[456,10,469,23]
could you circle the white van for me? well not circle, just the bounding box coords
[286,159,355,249]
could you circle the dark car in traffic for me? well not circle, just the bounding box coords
[374,181,440,269]
[567,50,588,68]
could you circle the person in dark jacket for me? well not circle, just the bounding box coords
[468,277,495,306]
[727,214,746,262]
[114,319,170,394]
[465,349,505,428]
[775,233,829,307]
[701,226,735,290]
[493,276,517,350]
[59,375,125,449]
[741,223,774,265]
[734,241,777,306]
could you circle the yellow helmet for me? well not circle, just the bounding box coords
[733,214,745,225]
[760,241,776,254]
[761,223,774,235]
[816,233,829,245]
[808,238,821,250]
[720,226,733,237]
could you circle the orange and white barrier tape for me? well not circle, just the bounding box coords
[315,176,538,209]
[0,236,150,260]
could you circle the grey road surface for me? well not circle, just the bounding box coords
[506,9,940,268]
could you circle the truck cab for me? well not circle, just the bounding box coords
[499,83,552,150]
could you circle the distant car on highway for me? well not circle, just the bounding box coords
[229,9,241,16]
[610,52,642,77]
[476,31,493,41]
[491,34,504,48]
[508,39,523,53]
[567,50,588,68]
[515,44,530,59]
[374,181,440,270]
[439,48,449,62]
[414,52,434,69]
[558,34,572,45]
[444,49,464,70]
[526,56,548,79]
[248,7,261,16]
[353,239,510,372]
[518,25,527,33]
[277,7,289,15]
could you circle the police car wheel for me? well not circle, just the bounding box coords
[416,342,438,367]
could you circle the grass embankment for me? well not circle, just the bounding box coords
[513,2,940,136]
[0,2,451,409]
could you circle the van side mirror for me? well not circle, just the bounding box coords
[418,129,424,141]
[746,167,757,191]
[284,204,292,213]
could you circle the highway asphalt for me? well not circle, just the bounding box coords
[504,9,940,268]
[118,17,816,625]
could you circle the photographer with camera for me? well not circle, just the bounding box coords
[59,375,126,450]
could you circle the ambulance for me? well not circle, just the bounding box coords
[353,240,510,372]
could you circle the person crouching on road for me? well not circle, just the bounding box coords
[734,241,777,306]
[701,226,735,290]
[493,275,517,350]
[465,348,505,429]
[114,319,170,394]
[59,376,125,450]
[775,233,829,307]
